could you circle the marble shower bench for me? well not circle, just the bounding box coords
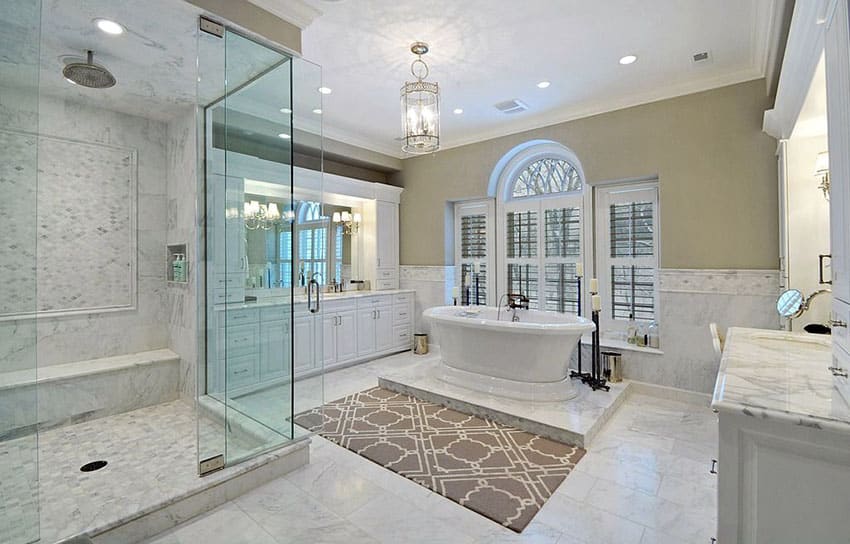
[0,349,179,438]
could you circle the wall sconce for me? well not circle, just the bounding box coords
[332,210,361,234]
[244,200,282,230]
[815,151,830,201]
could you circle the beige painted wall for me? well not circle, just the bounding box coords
[393,79,779,269]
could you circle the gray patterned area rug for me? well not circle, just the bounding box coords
[293,387,585,532]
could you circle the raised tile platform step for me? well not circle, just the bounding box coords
[24,399,309,544]
[379,358,630,448]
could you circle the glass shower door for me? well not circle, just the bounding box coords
[199,21,323,469]
[0,0,41,541]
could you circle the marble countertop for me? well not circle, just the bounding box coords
[711,327,850,434]
[218,289,415,310]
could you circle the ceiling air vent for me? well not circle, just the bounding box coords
[692,51,710,63]
[494,99,528,114]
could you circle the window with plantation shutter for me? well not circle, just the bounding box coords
[596,182,659,333]
[499,163,586,312]
[455,200,495,306]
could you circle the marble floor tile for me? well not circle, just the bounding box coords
[143,504,278,544]
[144,353,720,544]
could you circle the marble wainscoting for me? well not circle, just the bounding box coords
[399,265,455,341]
[166,109,201,400]
[579,269,780,394]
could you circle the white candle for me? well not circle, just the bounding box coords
[473,261,481,274]
[592,294,602,311]
[589,278,598,293]
[575,262,583,277]
[452,286,460,299]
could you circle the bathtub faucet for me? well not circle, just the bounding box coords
[497,293,529,321]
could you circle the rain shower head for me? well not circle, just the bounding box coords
[63,50,116,89]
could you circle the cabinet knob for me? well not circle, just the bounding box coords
[709,459,718,474]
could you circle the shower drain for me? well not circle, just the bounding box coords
[80,460,108,473]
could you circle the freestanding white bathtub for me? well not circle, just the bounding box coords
[423,306,595,401]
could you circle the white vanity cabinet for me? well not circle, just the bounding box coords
[362,199,401,290]
[208,174,246,304]
[713,328,850,544]
[321,300,358,369]
[208,290,415,396]
[258,306,290,381]
[356,295,393,355]
[827,0,850,359]
[293,312,318,375]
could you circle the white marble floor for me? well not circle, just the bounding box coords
[144,352,719,544]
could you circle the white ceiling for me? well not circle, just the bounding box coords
[293,0,784,158]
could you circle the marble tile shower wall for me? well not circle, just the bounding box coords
[0,89,171,371]
[166,110,200,400]
[401,266,780,394]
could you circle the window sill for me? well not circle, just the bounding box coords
[579,335,664,356]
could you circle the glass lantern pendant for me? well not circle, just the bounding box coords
[400,42,440,154]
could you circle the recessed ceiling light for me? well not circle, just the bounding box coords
[279,107,292,114]
[94,18,124,35]
[278,133,291,139]
[453,108,463,115]
[536,81,551,89]
[312,108,322,114]
[619,55,638,65]
[318,86,332,95]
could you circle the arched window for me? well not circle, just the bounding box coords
[489,141,589,314]
[511,158,583,198]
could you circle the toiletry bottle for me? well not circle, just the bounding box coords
[172,254,185,282]
[627,313,637,344]
[648,321,660,348]
[637,322,647,347]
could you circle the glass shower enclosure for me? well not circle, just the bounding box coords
[0,1,41,542]
[198,22,325,468]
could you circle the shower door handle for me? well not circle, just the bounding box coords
[308,279,320,314]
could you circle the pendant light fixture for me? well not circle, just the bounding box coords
[400,42,440,154]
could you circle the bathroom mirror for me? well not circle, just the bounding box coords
[244,197,354,289]
[776,288,805,318]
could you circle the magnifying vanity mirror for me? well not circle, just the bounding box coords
[776,289,805,318]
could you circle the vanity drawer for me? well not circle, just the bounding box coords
[323,298,357,313]
[377,268,397,280]
[260,305,288,322]
[358,295,392,308]
[226,308,258,327]
[393,293,412,306]
[393,305,412,324]
[393,325,411,349]
[225,323,259,357]
[226,354,259,389]
[375,279,397,290]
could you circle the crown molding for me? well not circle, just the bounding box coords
[247,0,322,30]
[762,0,828,139]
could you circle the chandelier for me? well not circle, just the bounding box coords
[332,210,362,234]
[400,42,440,154]
[243,200,282,230]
